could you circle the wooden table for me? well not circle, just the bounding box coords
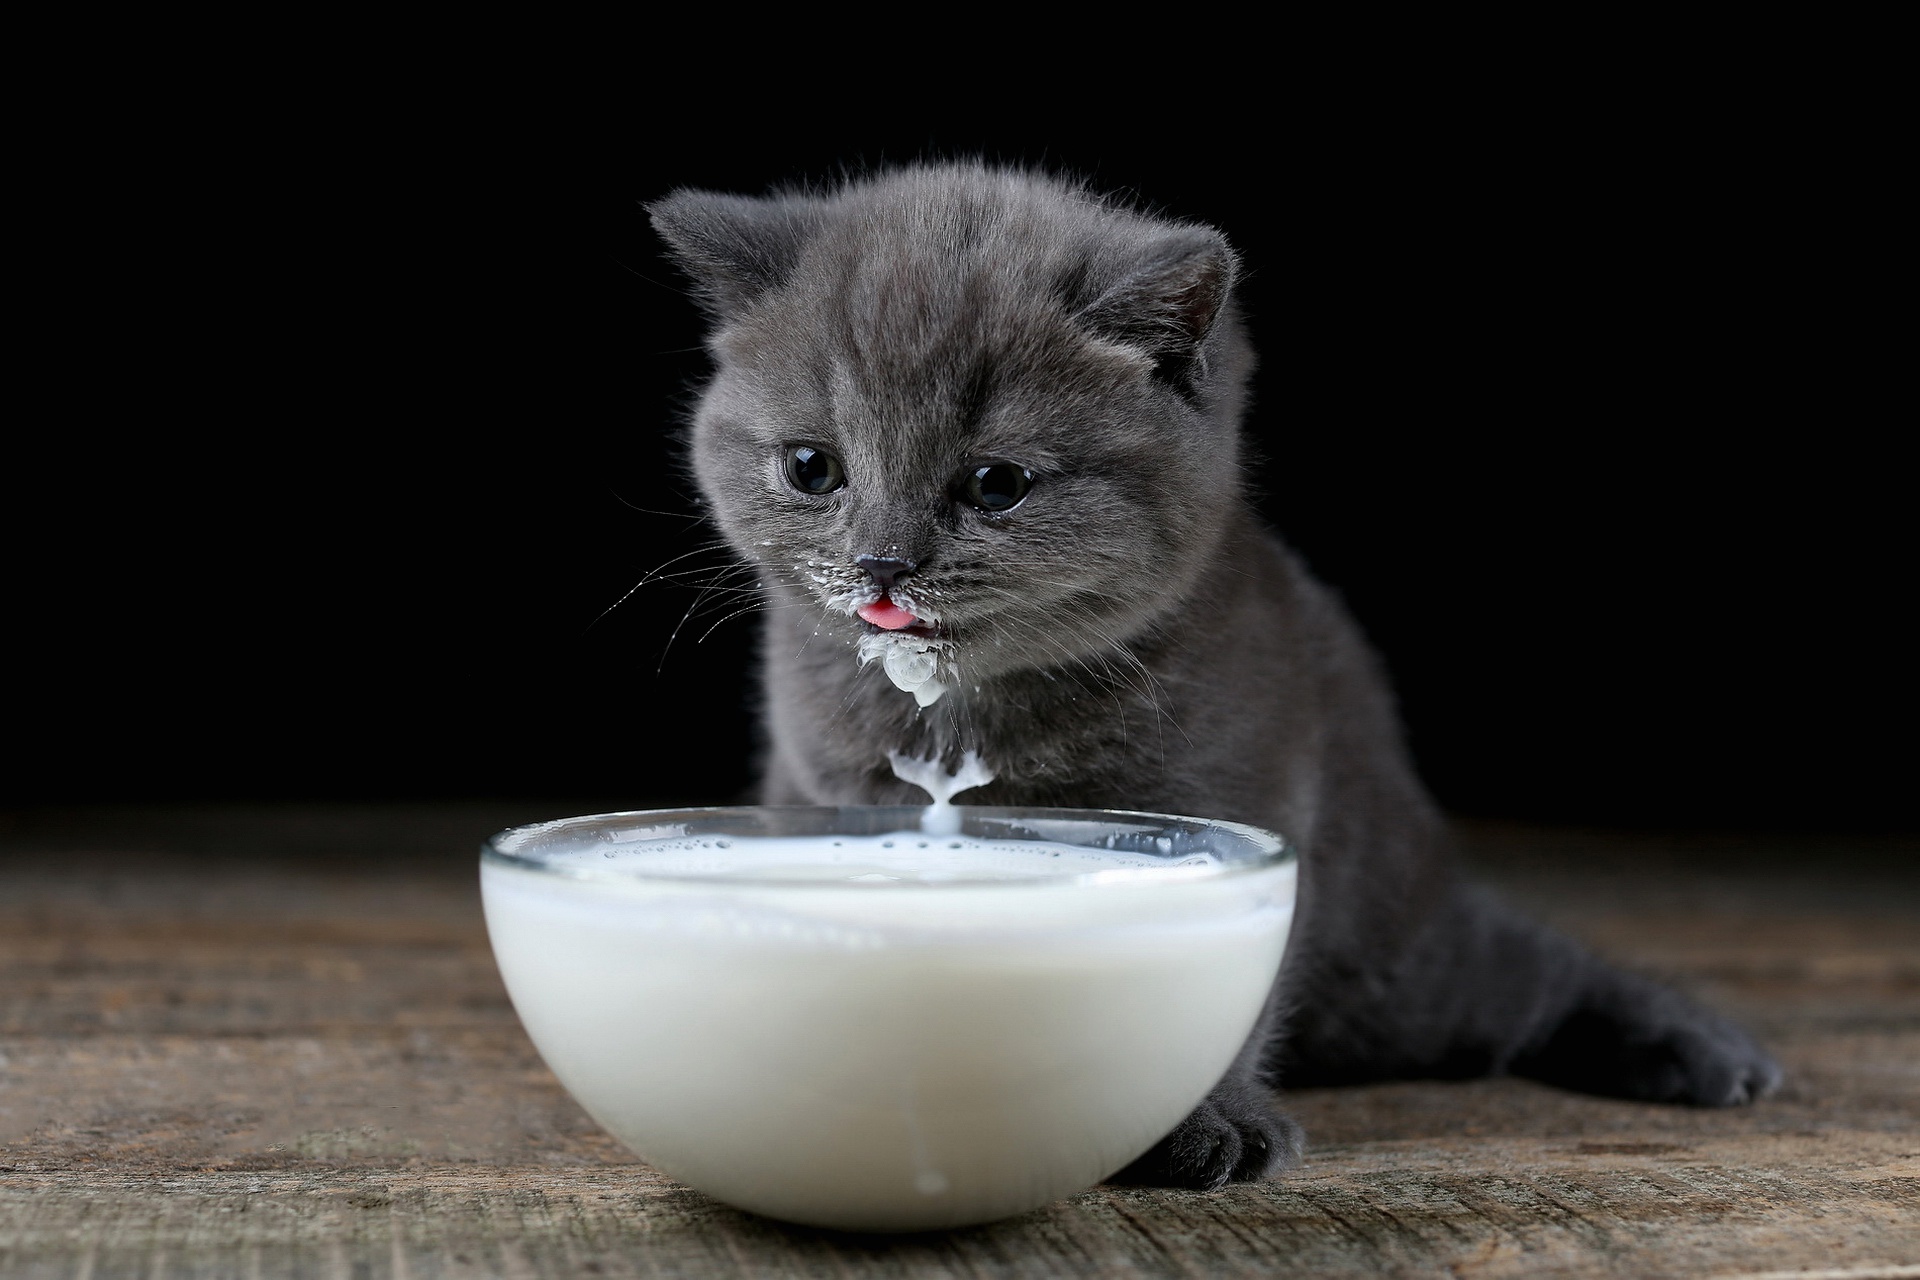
[2,805,1915,1278]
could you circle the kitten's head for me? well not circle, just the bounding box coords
[650,164,1253,696]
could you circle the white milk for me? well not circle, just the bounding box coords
[482,825,1294,1231]
[887,748,995,835]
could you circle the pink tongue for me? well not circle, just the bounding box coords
[857,598,919,630]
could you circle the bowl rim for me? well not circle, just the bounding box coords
[480,804,1294,891]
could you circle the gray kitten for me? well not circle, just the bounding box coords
[649,163,1781,1189]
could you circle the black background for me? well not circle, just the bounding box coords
[8,89,1905,832]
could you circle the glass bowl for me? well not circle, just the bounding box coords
[480,804,1295,1232]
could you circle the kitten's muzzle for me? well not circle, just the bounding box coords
[856,555,916,592]
[851,556,942,637]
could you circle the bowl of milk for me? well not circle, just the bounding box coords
[480,802,1296,1232]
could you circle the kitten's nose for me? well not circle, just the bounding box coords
[856,555,916,592]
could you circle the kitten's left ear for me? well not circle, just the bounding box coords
[1076,230,1238,376]
[649,190,827,318]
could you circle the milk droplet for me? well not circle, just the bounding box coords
[888,750,996,835]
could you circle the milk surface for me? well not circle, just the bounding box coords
[519,828,1222,884]
[482,825,1294,1231]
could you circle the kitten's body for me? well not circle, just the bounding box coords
[651,164,1780,1187]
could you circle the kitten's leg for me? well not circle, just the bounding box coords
[1105,1074,1303,1190]
[1283,886,1783,1106]
[1107,1004,1304,1190]
[1509,951,1784,1106]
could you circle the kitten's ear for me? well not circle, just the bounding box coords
[1076,231,1238,381]
[648,191,827,317]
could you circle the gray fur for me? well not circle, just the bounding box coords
[650,163,1781,1190]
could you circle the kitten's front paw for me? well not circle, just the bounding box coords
[1107,1081,1302,1190]
[1516,985,1784,1107]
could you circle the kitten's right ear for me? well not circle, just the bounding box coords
[648,191,826,318]
[1076,230,1238,358]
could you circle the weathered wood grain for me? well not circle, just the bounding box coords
[1,808,1915,1277]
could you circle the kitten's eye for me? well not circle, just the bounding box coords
[960,463,1033,513]
[784,445,845,495]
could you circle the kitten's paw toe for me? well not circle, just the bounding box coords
[1108,1084,1302,1190]
[1517,997,1784,1107]
[1693,1035,1783,1106]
